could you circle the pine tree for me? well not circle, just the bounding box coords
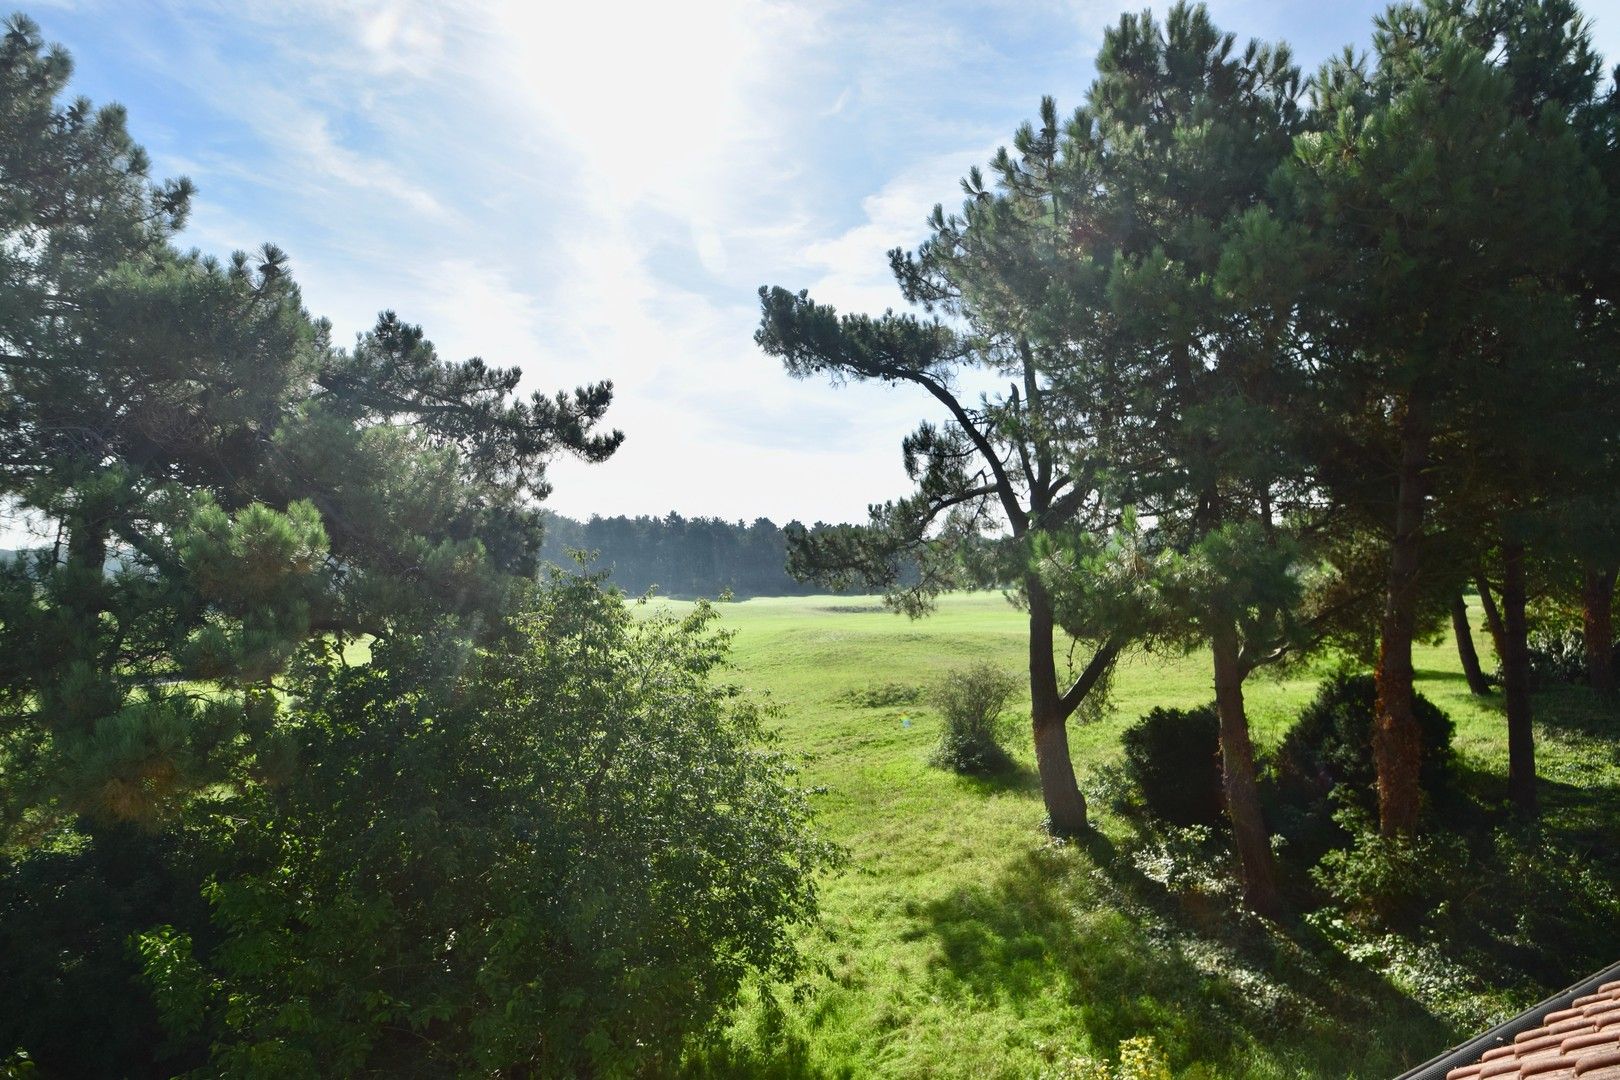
[0,15,620,836]
[755,110,1151,832]
[1270,0,1597,831]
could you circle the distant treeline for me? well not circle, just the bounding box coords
[539,512,850,597]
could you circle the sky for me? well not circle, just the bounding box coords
[25,0,1620,529]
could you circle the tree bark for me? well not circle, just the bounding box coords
[1582,563,1616,694]
[1450,594,1491,695]
[1501,542,1537,815]
[1211,621,1282,919]
[1373,400,1428,836]
[1027,575,1087,835]
[1476,573,1507,663]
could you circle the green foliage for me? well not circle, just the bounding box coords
[132,927,212,1046]
[0,824,210,1076]
[139,573,835,1076]
[0,13,620,840]
[1310,802,1620,1019]
[1120,705,1224,828]
[928,662,1019,774]
[1507,624,1619,688]
[1046,1035,1173,1080]
[1309,798,1469,925]
[1275,674,1454,807]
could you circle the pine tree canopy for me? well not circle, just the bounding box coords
[0,14,621,835]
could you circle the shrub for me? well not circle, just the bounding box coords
[929,661,1020,774]
[1276,673,1453,806]
[1309,798,1468,926]
[1120,704,1224,827]
[1046,1035,1173,1080]
[1310,804,1620,991]
[1505,625,1619,689]
[137,573,836,1077]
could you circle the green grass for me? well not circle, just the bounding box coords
[645,592,1620,1079]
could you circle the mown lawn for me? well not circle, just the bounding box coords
[648,592,1620,1079]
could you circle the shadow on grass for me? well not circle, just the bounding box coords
[1414,666,1483,687]
[1445,757,1620,860]
[910,832,1455,1075]
[945,759,1041,797]
[1529,685,1620,740]
[680,1001,854,1080]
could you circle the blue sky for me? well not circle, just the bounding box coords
[28,0,1620,527]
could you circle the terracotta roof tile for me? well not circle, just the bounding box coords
[1576,1050,1620,1074]
[1518,1060,1578,1080]
[1438,980,1620,1080]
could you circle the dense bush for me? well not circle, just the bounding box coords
[929,662,1020,774]
[0,825,210,1077]
[132,573,835,1077]
[1308,799,1468,925]
[1310,801,1620,989]
[1276,674,1454,806]
[1120,705,1224,827]
[1507,626,1619,688]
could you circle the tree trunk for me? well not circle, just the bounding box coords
[1373,400,1428,836]
[1476,573,1507,663]
[1450,595,1491,695]
[1211,621,1282,919]
[1027,575,1087,835]
[1582,563,1616,694]
[1501,543,1537,815]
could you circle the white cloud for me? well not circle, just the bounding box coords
[801,146,992,316]
[36,0,1098,525]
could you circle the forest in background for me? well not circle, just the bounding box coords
[538,511,847,597]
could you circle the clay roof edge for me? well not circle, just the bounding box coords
[1393,958,1620,1080]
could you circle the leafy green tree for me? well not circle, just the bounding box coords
[135,572,834,1076]
[0,14,620,836]
[1262,0,1596,831]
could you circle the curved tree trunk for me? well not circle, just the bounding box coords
[1373,400,1429,836]
[1502,543,1537,815]
[1027,576,1087,835]
[1211,621,1282,919]
[1582,563,1616,694]
[1450,595,1491,696]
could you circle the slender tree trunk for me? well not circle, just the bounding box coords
[1451,595,1491,695]
[1582,563,1616,694]
[1476,573,1507,663]
[1210,621,1282,919]
[1501,543,1537,815]
[1374,400,1428,836]
[1027,575,1087,835]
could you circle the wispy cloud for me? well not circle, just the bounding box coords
[28,0,1526,525]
